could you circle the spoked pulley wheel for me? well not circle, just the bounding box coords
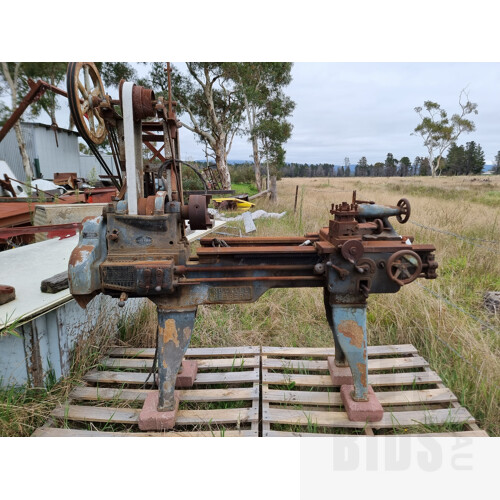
[67,62,107,145]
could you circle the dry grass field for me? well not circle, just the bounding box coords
[190,175,500,435]
[1,175,499,436]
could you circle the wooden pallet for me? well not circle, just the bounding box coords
[33,344,488,437]
[261,344,488,437]
[33,346,260,437]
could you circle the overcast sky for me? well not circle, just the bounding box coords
[3,62,499,166]
[174,62,500,165]
[4,2,499,166]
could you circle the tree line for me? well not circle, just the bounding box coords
[281,142,487,178]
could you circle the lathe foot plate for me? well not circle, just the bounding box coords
[340,385,383,422]
[138,391,180,431]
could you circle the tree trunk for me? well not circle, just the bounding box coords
[215,139,231,189]
[429,151,436,177]
[14,122,33,180]
[245,98,262,191]
[270,175,277,203]
[435,154,443,177]
[251,135,262,192]
[2,62,33,181]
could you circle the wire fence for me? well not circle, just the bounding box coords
[409,220,500,253]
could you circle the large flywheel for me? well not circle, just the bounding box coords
[67,62,107,145]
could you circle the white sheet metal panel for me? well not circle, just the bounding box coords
[0,235,80,329]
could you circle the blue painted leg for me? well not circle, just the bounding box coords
[323,288,347,367]
[331,304,369,401]
[156,307,197,411]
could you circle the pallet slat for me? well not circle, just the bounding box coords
[262,344,418,357]
[263,387,457,407]
[263,370,442,387]
[70,386,257,403]
[264,429,488,437]
[84,369,259,385]
[264,407,474,429]
[52,405,257,425]
[263,356,428,372]
[100,356,259,370]
[33,427,257,437]
[108,346,260,358]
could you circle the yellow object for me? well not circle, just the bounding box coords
[212,197,255,211]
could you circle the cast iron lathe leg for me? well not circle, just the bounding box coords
[156,307,197,411]
[330,304,369,401]
[323,288,347,367]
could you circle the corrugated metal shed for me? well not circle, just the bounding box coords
[0,122,80,182]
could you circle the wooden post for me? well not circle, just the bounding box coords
[270,176,277,203]
[294,185,299,213]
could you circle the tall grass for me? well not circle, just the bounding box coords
[195,176,500,435]
[0,311,124,436]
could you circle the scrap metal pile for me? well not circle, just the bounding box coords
[67,62,438,429]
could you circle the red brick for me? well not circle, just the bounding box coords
[327,356,353,386]
[340,385,384,422]
[175,360,198,388]
[138,391,180,431]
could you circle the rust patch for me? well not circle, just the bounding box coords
[357,362,367,388]
[160,319,179,347]
[183,326,192,341]
[338,320,364,349]
[69,244,94,266]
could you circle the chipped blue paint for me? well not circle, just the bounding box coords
[157,308,197,411]
[358,203,400,219]
[331,304,368,401]
[68,216,107,295]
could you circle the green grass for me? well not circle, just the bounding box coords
[231,182,259,196]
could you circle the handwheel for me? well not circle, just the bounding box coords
[67,62,107,144]
[386,250,422,286]
[396,198,411,224]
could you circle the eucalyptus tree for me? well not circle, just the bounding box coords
[235,63,294,191]
[149,62,246,189]
[412,90,477,177]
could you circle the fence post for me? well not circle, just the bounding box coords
[270,176,277,203]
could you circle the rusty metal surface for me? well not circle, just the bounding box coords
[0,285,15,305]
[0,222,81,241]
